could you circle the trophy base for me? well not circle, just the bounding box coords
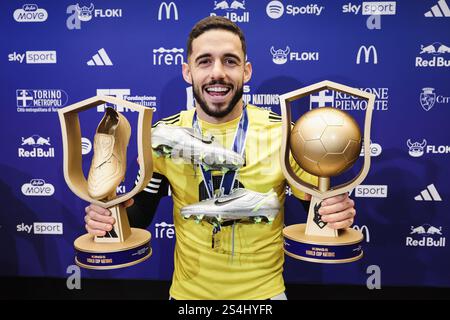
[283,224,363,264]
[74,228,152,270]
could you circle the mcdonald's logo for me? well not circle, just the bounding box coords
[158,2,178,21]
[356,45,378,64]
[353,225,370,242]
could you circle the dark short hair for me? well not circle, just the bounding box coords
[187,16,247,59]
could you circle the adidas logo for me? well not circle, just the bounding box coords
[424,0,450,17]
[87,48,113,66]
[414,184,442,201]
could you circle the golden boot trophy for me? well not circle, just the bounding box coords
[280,81,375,263]
[58,96,153,269]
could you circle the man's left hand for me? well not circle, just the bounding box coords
[318,193,356,230]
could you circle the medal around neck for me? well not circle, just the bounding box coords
[280,80,375,263]
[58,96,153,269]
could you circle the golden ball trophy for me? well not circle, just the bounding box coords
[58,96,153,269]
[280,80,375,263]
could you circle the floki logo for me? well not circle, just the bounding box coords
[270,46,319,65]
[66,3,123,30]
[407,139,450,157]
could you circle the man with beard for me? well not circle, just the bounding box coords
[84,16,357,300]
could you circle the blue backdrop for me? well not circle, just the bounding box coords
[1,0,449,289]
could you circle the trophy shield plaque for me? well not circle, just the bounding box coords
[58,96,153,270]
[280,81,375,263]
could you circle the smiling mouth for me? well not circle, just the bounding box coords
[204,85,232,97]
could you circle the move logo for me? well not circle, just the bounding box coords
[153,47,184,65]
[416,42,450,68]
[266,0,324,19]
[22,179,55,196]
[270,46,319,65]
[16,89,68,112]
[19,135,55,158]
[96,89,157,112]
[17,222,63,235]
[158,2,178,20]
[154,221,175,239]
[8,51,57,64]
[14,4,48,22]
[419,87,450,111]
[356,45,378,64]
[66,3,123,30]
[211,0,249,23]
[360,141,382,157]
[407,224,446,248]
[310,88,389,111]
[407,139,450,157]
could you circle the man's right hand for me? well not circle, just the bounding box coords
[84,199,134,236]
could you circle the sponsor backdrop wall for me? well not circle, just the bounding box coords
[1,0,449,288]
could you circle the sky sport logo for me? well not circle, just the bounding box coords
[16,89,68,112]
[8,51,56,64]
[13,4,48,22]
[21,179,55,196]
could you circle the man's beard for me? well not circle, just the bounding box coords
[193,80,244,119]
